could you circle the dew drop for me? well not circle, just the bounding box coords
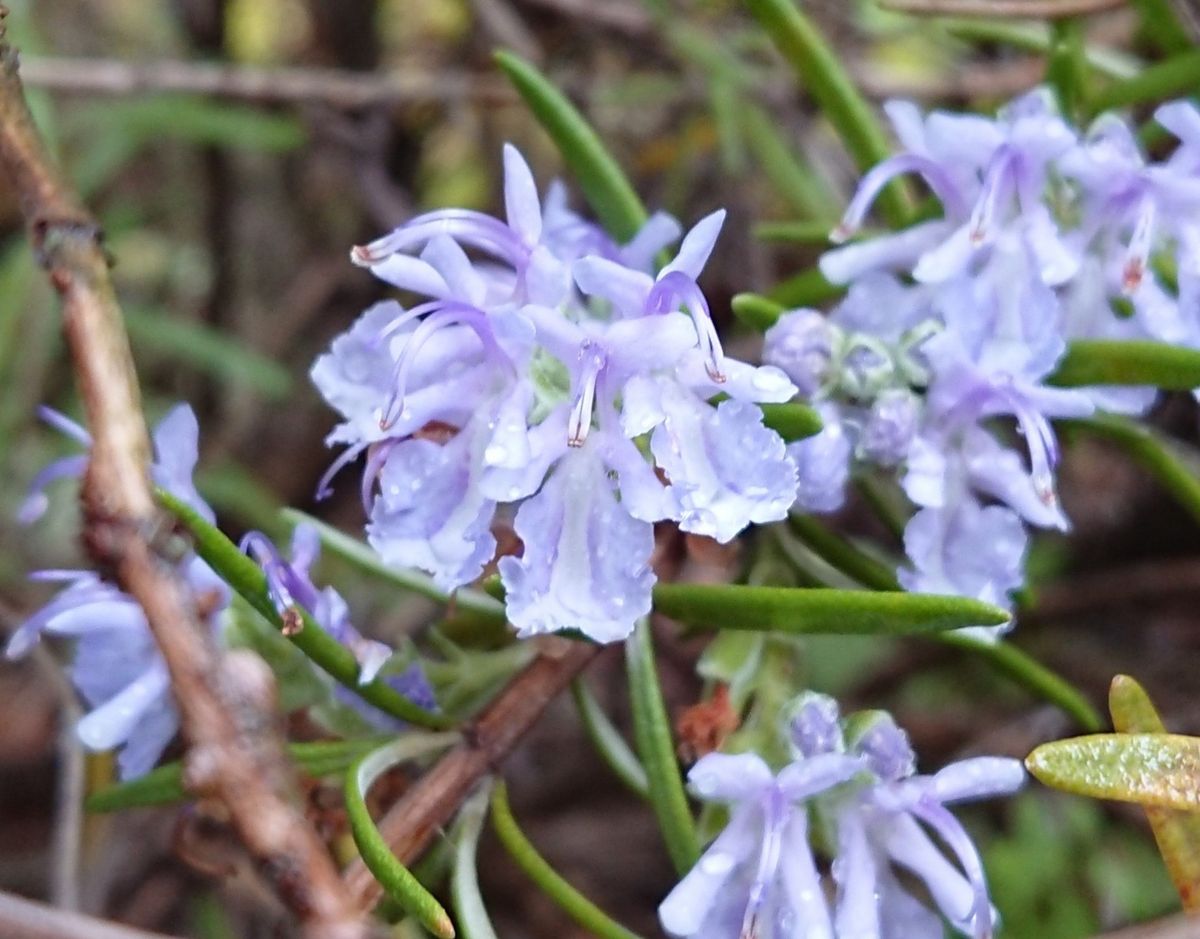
[699,852,735,875]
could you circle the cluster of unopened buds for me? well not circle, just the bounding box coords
[12,85,1200,938]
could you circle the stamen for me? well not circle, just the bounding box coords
[315,442,368,502]
[568,344,606,447]
[649,271,726,382]
[37,405,92,445]
[361,439,400,514]
[833,154,970,244]
[1008,391,1059,509]
[1122,194,1157,296]
[740,790,786,939]
[18,454,90,525]
[381,304,510,431]
[968,149,1014,247]
[350,211,527,268]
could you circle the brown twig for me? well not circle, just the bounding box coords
[515,0,653,35]
[0,890,178,939]
[18,56,514,107]
[0,17,362,939]
[878,0,1125,16]
[342,638,602,910]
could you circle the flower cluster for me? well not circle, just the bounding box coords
[765,92,1200,628]
[6,406,229,779]
[313,145,798,643]
[659,694,1024,939]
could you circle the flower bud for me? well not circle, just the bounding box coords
[763,308,839,397]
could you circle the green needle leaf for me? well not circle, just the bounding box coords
[758,401,823,441]
[158,489,453,730]
[1027,733,1200,812]
[450,783,501,939]
[1090,48,1200,115]
[768,267,846,309]
[86,737,391,812]
[495,50,647,242]
[1052,340,1200,390]
[746,0,910,226]
[626,619,700,874]
[732,292,785,331]
[782,514,1100,728]
[490,782,646,939]
[1109,675,1200,911]
[346,734,461,935]
[571,680,650,799]
[652,583,1009,634]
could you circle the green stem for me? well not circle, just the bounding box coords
[1067,414,1200,527]
[747,0,911,226]
[787,513,900,591]
[571,680,650,799]
[942,20,1140,80]
[778,512,1102,730]
[490,782,646,939]
[158,489,454,730]
[87,736,392,812]
[1130,0,1193,55]
[284,510,507,623]
[938,632,1102,732]
[625,619,700,874]
[1047,18,1088,120]
[345,735,461,935]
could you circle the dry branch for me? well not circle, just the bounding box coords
[342,638,602,910]
[0,16,362,939]
[18,56,513,107]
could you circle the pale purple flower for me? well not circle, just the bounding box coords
[898,498,1025,632]
[498,437,657,642]
[658,750,863,939]
[922,236,1093,511]
[1061,107,1200,334]
[6,561,227,779]
[313,145,798,642]
[242,524,393,684]
[835,711,1025,939]
[8,404,225,779]
[859,389,921,466]
[788,404,853,515]
[822,90,1079,286]
[660,696,1023,939]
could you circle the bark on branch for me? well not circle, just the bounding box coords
[342,638,601,910]
[0,17,362,939]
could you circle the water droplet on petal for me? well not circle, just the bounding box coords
[699,851,735,875]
